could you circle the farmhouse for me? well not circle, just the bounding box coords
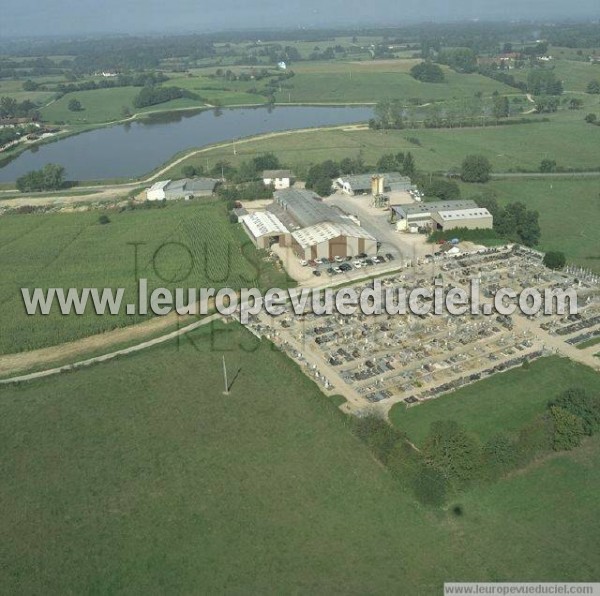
[391,200,493,232]
[262,169,295,190]
[336,172,416,196]
[240,187,377,259]
[146,177,219,201]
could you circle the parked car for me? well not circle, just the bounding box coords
[327,267,335,276]
[385,253,395,261]
[333,266,343,274]
[357,252,367,259]
[300,259,308,266]
[339,263,352,272]
[353,260,362,268]
[308,259,317,267]
[312,270,321,277]
[364,259,374,266]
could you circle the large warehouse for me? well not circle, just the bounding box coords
[336,172,417,196]
[240,211,289,249]
[391,200,493,232]
[240,188,377,259]
[146,177,219,201]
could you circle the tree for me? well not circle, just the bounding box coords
[460,155,492,183]
[539,159,557,173]
[569,98,584,110]
[549,406,585,451]
[22,80,39,92]
[410,61,445,83]
[252,152,280,171]
[98,214,111,225]
[182,164,203,178]
[542,251,566,270]
[421,177,460,201]
[313,177,333,197]
[68,98,83,112]
[423,420,482,487]
[376,153,399,172]
[401,152,415,178]
[549,388,600,436]
[16,163,65,193]
[584,113,598,124]
[586,80,600,94]
[492,95,509,118]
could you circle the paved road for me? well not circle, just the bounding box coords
[326,191,431,264]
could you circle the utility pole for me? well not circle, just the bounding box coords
[222,355,229,395]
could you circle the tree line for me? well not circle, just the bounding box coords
[353,384,600,507]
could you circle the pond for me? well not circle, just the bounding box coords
[0,105,373,182]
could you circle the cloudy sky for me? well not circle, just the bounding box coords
[1,0,598,37]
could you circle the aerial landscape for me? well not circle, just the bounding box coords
[0,1,599,593]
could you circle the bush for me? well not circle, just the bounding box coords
[410,61,445,83]
[460,155,492,183]
[98,214,111,225]
[542,251,566,270]
[549,406,585,451]
[539,159,557,173]
[548,388,600,436]
[67,98,83,112]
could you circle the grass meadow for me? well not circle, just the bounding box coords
[461,177,600,272]
[0,200,292,354]
[389,356,600,445]
[0,325,598,592]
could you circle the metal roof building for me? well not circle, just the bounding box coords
[337,172,416,195]
[146,178,219,201]
[240,212,289,249]
[391,200,493,231]
[431,208,493,231]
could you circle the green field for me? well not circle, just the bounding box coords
[163,114,600,178]
[0,200,291,355]
[462,177,600,272]
[389,356,600,445]
[0,325,599,592]
[271,59,517,103]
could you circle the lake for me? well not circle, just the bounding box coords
[0,105,373,182]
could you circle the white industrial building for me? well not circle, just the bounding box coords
[288,221,377,260]
[262,170,295,190]
[336,172,417,196]
[431,208,493,231]
[240,211,289,250]
[239,188,377,259]
[391,200,493,232]
[146,178,219,201]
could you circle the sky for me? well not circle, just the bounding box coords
[1,0,598,37]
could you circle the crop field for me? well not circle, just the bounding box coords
[273,61,517,103]
[389,356,600,445]
[0,200,291,354]
[1,325,599,592]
